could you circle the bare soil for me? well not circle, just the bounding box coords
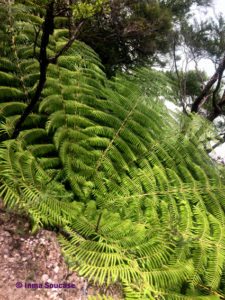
[0,202,122,300]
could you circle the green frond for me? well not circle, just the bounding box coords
[88,296,116,300]
[1,1,225,297]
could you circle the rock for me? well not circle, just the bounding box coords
[8,257,15,263]
[4,231,11,237]
[41,274,49,282]
[53,266,59,274]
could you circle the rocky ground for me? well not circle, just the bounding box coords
[0,202,122,300]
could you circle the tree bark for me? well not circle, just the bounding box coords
[12,1,55,139]
[191,53,225,113]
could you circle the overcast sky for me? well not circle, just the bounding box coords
[170,0,225,160]
[209,0,225,160]
[213,0,225,15]
[188,0,225,75]
[197,0,225,17]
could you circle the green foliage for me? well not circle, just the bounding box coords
[0,1,225,299]
[75,0,213,75]
[179,16,225,63]
[159,0,212,18]
[77,0,173,76]
[72,0,110,20]
[166,70,208,103]
[88,296,115,300]
[182,70,207,97]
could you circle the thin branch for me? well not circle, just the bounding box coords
[207,80,225,121]
[12,0,55,139]
[172,35,188,114]
[172,39,181,92]
[48,20,84,64]
[212,70,223,107]
[191,52,225,113]
[95,212,103,233]
[12,3,84,138]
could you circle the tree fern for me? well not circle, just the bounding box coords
[0,1,225,299]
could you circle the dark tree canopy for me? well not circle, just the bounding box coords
[73,0,213,76]
[77,0,172,76]
[29,0,213,77]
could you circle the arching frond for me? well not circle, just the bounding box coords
[0,1,225,298]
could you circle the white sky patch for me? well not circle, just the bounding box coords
[210,143,225,163]
[192,0,225,20]
[183,1,225,161]
[204,0,225,160]
[213,0,225,16]
[186,0,225,76]
[188,59,216,75]
[164,100,182,113]
[160,1,225,161]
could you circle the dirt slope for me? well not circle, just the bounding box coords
[0,203,122,300]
